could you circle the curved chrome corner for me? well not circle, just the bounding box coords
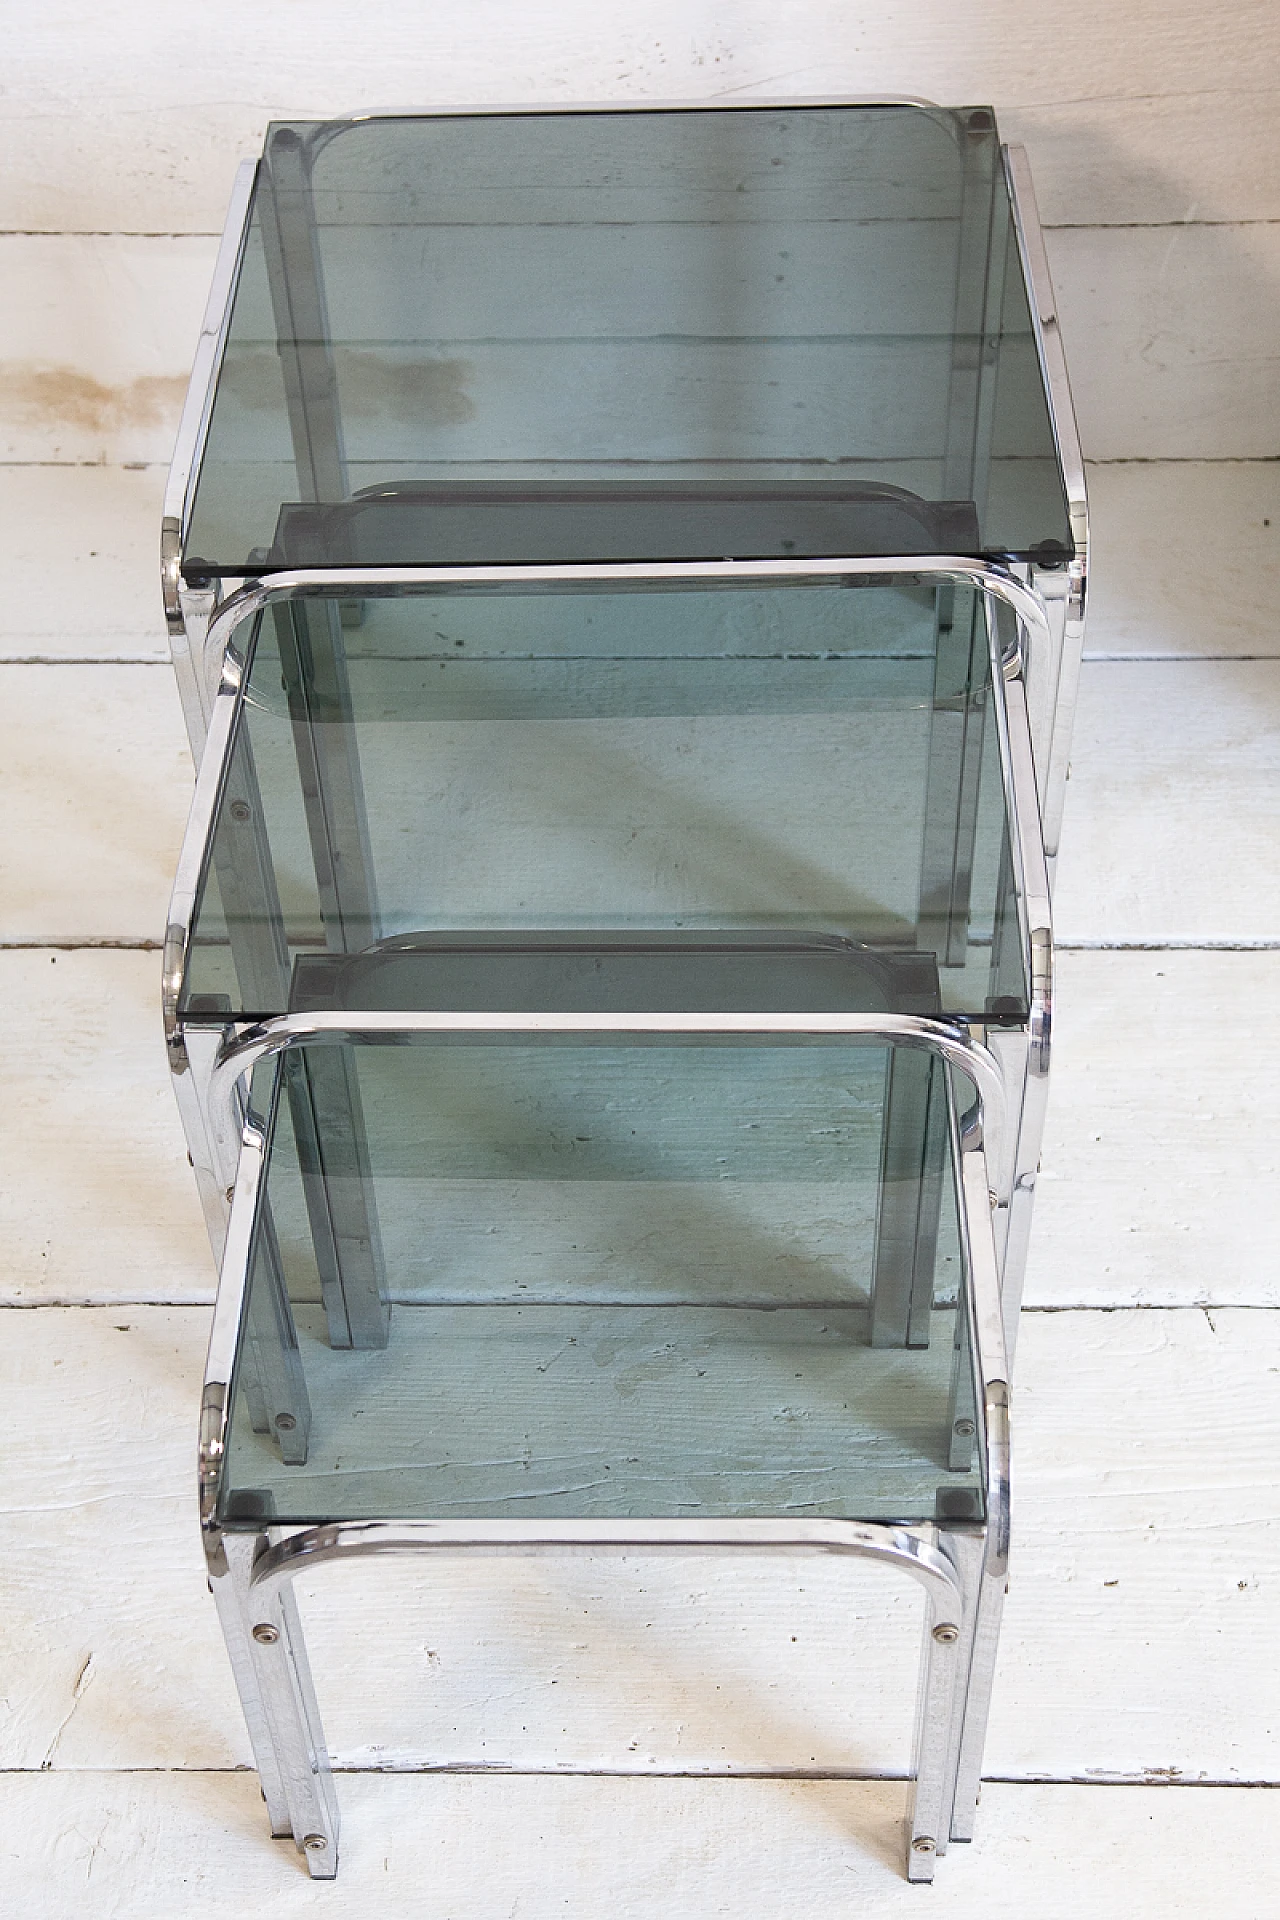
[161,515,185,637]
[208,1009,1007,1187]
[248,1514,965,1619]
[199,554,1054,721]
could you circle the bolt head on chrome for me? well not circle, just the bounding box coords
[252,1623,279,1644]
[303,1834,328,1852]
[276,1413,297,1431]
[911,1836,936,1854]
[953,1418,976,1437]
[932,1623,960,1645]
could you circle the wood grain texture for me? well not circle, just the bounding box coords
[223,1303,974,1524]
[0,950,209,1307]
[1,1772,1274,1918]
[0,234,215,464]
[3,224,1278,466]
[0,664,191,939]
[1029,950,1280,1308]
[6,653,1275,946]
[0,465,169,659]
[2,1306,1276,1781]
[4,458,1276,663]
[1046,221,1280,461]
[1085,462,1280,659]
[1053,660,1280,942]
[1,1,1276,229]
[6,947,1274,1310]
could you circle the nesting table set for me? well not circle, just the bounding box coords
[161,101,1086,1881]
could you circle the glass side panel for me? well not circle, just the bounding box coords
[220,1035,984,1527]
[185,105,1071,572]
[181,577,1027,1021]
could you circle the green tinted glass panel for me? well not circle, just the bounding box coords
[220,1035,984,1527]
[181,577,1026,1022]
[185,106,1071,573]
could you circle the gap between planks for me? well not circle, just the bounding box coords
[0,1762,1276,1788]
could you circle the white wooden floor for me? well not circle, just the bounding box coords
[3,6,1280,1913]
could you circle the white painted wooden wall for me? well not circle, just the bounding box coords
[1,5,1278,1913]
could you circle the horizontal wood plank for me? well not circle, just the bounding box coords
[1,2,1276,229]
[1054,659,1280,941]
[3,459,1276,663]
[11,653,1278,947]
[7,947,1277,1310]
[0,950,209,1307]
[2,1772,1275,1916]
[0,665,192,940]
[3,220,1278,463]
[1,1771,1276,1914]
[1030,950,1280,1307]
[1,1305,1275,1781]
[1085,461,1280,658]
[0,465,169,659]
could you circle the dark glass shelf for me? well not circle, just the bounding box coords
[185,104,1071,576]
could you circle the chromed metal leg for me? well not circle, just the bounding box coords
[940,1527,1006,1845]
[274,597,380,954]
[236,1532,341,1877]
[942,110,1006,521]
[918,583,988,967]
[870,1049,946,1349]
[241,1204,312,1463]
[285,1047,390,1350]
[905,1541,967,1882]
[946,1312,978,1473]
[169,1027,234,1262]
[260,123,348,509]
[211,1530,292,1839]
[213,723,293,1013]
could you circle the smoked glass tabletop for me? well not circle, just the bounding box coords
[183,104,1072,576]
[219,1034,986,1528]
[180,574,1028,1024]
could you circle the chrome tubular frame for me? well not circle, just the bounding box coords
[199,1018,1010,1882]
[193,555,1053,723]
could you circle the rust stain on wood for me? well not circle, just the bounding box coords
[220,346,476,424]
[0,363,186,431]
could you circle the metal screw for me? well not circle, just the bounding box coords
[912,1835,936,1854]
[229,800,251,822]
[953,1419,975,1438]
[932,1623,960,1645]
[303,1835,328,1853]
[252,1623,279,1645]
[276,1414,297,1432]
